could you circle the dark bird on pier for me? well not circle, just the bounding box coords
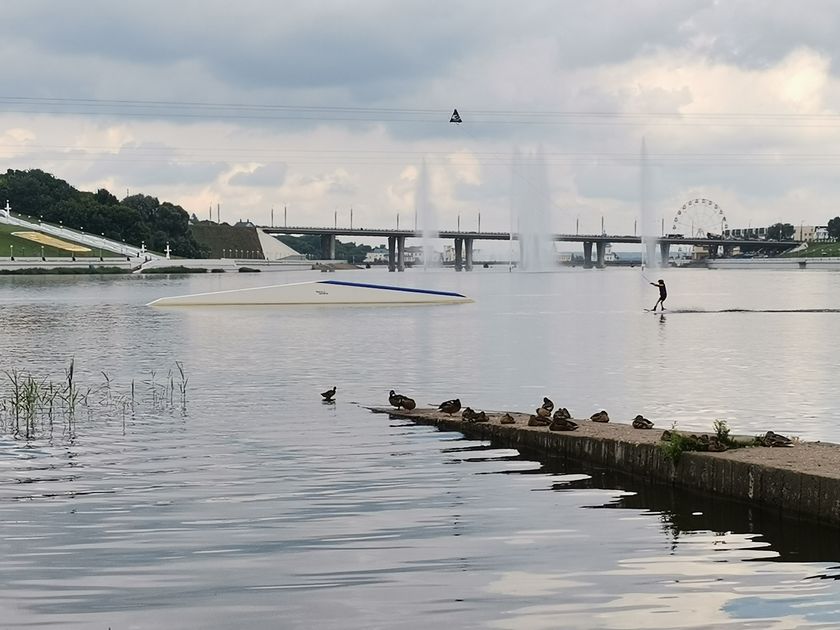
[462,407,477,421]
[632,414,654,429]
[389,390,405,408]
[542,397,554,413]
[500,413,516,425]
[401,397,417,410]
[321,386,336,402]
[553,408,571,420]
[761,431,793,447]
[528,414,550,427]
[549,417,578,431]
[439,398,461,416]
[536,406,551,419]
[590,410,610,423]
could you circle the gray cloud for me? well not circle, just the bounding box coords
[229,163,287,187]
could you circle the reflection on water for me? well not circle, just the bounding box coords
[0,270,839,628]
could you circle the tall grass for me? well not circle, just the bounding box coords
[0,359,189,441]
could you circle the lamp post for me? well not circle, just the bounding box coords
[41,245,44,261]
[9,244,13,260]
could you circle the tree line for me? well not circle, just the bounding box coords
[0,169,207,257]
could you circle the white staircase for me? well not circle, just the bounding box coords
[1,201,165,259]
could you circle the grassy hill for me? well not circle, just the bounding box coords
[189,223,264,258]
[782,242,840,257]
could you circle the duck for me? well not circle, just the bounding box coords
[632,414,654,429]
[321,386,336,402]
[401,397,417,411]
[462,407,477,421]
[438,398,461,416]
[707,436,728,452]
[549,417,578,431]
[473,410,488,423]
[528,414,550,427]
[389,389,405,408]
[553,408,571,420]
[761,431,793,447]
[541,397,554,414]
[500,413,516,425]
[536,405,551,419]
[590,410,610,423]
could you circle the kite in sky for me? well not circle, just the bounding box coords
[450,109,462,124]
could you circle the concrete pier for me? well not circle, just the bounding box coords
[372,407,840,527]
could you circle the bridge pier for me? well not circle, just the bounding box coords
[596,241,606,269]
[659,242,670,266]
[397,236,406,272]
[583,241,593,269]
[454,238,463,271]
[388,236,396,272]
[320,234,336,260]
[464,238,474,271]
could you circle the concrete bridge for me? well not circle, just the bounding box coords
[260,225,798,271]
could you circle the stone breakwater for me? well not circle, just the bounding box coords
[371,407,840,527]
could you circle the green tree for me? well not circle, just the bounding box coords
[0,169,209,257]
[767,222,795,240]
[827,217,840,240]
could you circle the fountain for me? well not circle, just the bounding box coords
[639,138,659,267]
[416,158,440,269]
[511,147,556,271]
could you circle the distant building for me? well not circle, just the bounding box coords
[364,245,433,265]
[364,246,389,263]
[793,225,830,242]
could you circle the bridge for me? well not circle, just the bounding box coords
[260,225,798,271]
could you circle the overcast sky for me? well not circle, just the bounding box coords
[3,0,840,245]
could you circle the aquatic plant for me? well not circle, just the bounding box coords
[0,359,189,442]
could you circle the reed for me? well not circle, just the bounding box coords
[0,359,189,441]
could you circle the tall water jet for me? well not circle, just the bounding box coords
[416,158,439,268]
[639,137,659,267]
[511,146,556,271]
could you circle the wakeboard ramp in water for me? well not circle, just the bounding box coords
[148,280,473,306]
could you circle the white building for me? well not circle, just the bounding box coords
[794,225,830,242]
[364,246,389,263]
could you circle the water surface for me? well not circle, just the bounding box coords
[0,268,839,628]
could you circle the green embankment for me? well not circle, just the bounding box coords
[782,242,840,258]
[0,222,121,258]
[189,223,263,258]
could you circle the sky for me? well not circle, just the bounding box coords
[3,0,840,251]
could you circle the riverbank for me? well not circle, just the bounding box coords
[372,406,840,527]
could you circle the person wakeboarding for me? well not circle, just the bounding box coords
[650,279,667,311]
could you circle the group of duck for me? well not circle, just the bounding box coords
[525,398,655,432]
[387,392,658,432]
[374,389,794,449]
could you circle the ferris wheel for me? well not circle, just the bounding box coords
[671,198,728,237]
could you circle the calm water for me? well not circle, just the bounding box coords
[1,267,840,629]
